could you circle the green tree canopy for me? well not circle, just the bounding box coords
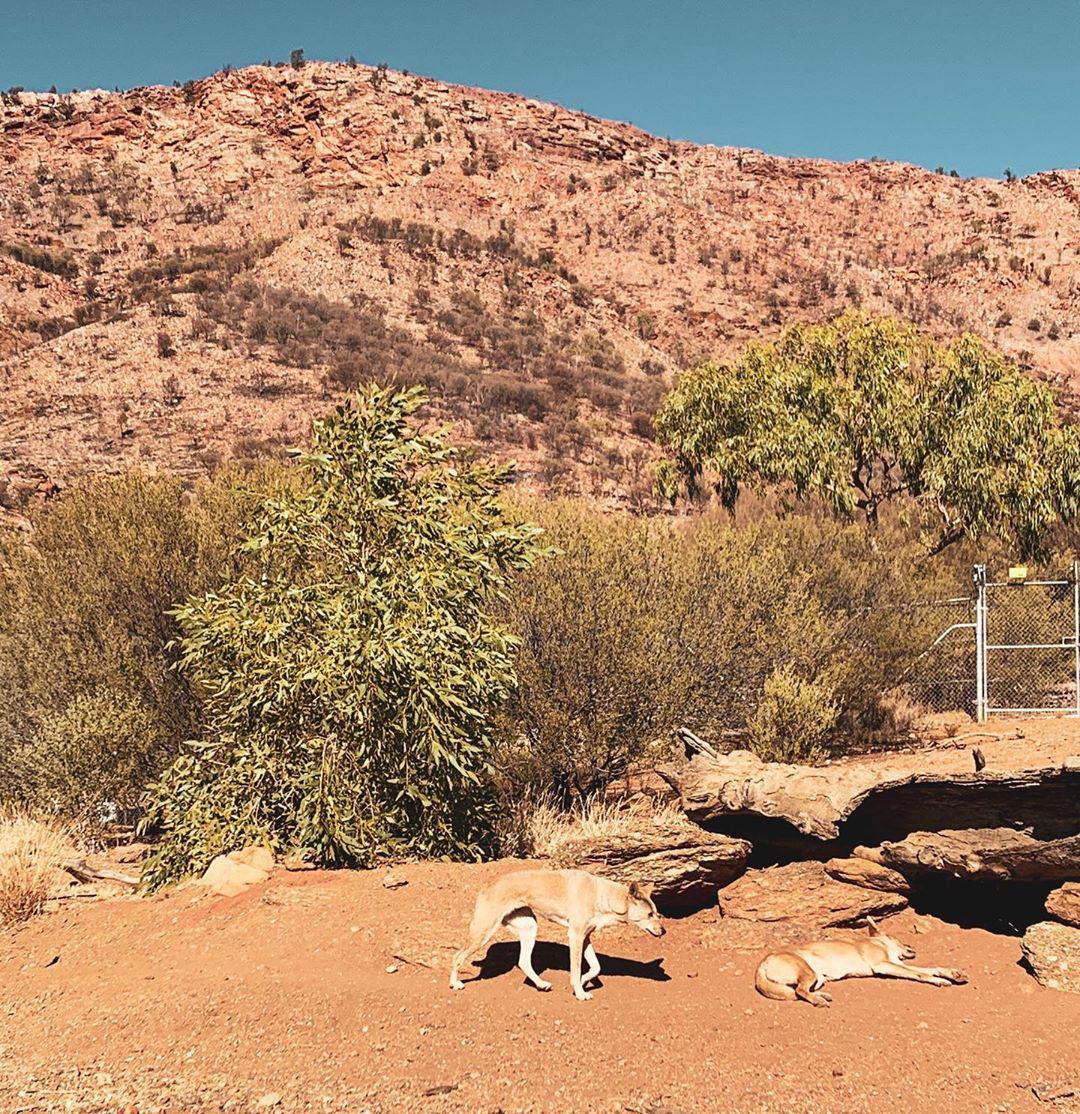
[654,312,1080,555]
[143,386,545,884]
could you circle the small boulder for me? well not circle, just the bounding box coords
[717,860,907,928]
[1022,921,1080,994]
[228,845,275,874]
[198,845,273,897]
[1047,883,1080,928]
[824,857,911,894]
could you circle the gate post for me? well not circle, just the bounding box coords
[1073,560,1080,718]
[974,564,988,722]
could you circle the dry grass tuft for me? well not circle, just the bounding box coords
[0,809,78,926]
[527,796,687,858]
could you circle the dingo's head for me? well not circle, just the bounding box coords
[867,916,915,961]
[627,881,665,937]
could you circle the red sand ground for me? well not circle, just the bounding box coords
[2,855,1079,1114]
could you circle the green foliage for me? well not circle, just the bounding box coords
[142,386,545,885]
[496,502,955,800]
[16,690,166,818]
[0,469,279,819]
[747,668,839,764]
[654,312,1080,556]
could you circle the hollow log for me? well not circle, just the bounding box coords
[661,747,1080,845]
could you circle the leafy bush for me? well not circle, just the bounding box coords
[0,469,276,818]
[496,502,960,803]
[142,386,545,885]
[16,691,166,819]
[747,668,839,763]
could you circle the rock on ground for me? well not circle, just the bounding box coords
[717,860,908,928]
[824,856,911,893]
[198,845,274,897]
[546,819,750,911]
[1022,920,1080,994]
[1047,883,1080,927]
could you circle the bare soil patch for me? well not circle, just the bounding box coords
[2,856,1078,1113]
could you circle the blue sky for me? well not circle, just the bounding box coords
[1,0,1077,179]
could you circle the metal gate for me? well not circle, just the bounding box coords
[973,562,1080,720]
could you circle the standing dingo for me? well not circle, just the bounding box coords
[449,868,665,1001]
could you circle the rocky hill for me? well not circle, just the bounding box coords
[3,61,1080,509]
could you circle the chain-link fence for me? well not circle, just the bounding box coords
[983,570,1079,715]
[903,565,1080,719]
[903,595,978,715]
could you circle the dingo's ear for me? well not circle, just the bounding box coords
[629,881,653,900]
[866,916,880,935]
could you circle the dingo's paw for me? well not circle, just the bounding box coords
[533,979,552,992]
[573,988,593,1001]
[449,977,465,991]
[810,993,831,1008]
[947,969,968,984]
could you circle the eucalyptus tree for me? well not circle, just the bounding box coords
[654,312,1080,555]
[144,386,545,883]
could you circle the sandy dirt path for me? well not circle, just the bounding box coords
[1,858,1078,1113]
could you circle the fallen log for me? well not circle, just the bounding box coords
[662,746,1080,845]
[870,829,1080,884]
[546,818,750,911]
[62,860,139,886]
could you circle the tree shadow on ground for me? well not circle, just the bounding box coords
[473,941,670,985]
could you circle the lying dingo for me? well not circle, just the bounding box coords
[449,868,665,1001]
[755,917,968,1007]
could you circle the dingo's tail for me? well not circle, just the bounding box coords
[754,958,798,1001]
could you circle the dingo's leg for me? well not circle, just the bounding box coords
[582,939,601,987]
[505,912,550,991]
[449,903,504,990]
[871,961,965,986]
[568,926,591,1000]
[794,969,832,1008]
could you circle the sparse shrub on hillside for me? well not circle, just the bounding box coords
[141,387,546,884]
[0,240,78,278]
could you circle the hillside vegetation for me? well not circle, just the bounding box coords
[4,61,1080,508]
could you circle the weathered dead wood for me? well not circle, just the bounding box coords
[62,860,139,886]
[662,748,1080,844]
[873,829,1080,884]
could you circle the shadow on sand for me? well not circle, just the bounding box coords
[473,940,670,986]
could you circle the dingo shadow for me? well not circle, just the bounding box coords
[474,941,670,985]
